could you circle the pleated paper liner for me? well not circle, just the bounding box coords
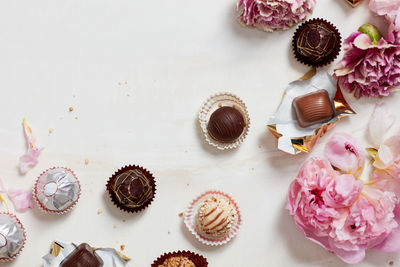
[0,213,26,262]
[184,190,242,246]
[151,250,208,267]
[292,18,341,67]
[106,165,156,213]
[198,92,250,150]
[33,167,81,215]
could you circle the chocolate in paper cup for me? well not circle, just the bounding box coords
[184,190,241,246]
[292,18,341,67]
[151,250,208,267]
[198,92,250,150]
[33,167,81,214]
[0,213,26,262]
[106,165,156,213]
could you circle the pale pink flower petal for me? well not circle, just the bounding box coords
[7,189,33,213]
[374,145,395,169]
[374,135,400,179]
[368,103,395,147]
[374,205,400,252]
[19,118,42,174]
[369,0,400,17]
[324,133,365,177]
[322,174,363,208]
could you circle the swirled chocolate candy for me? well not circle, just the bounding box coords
[60,243,103,267]
[292,89,334,128]
[106,165,156,213]
[293,19,341,67]
[207,106,245,143]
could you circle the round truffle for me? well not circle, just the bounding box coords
[34,167,81,214]
[106,165,156,213]
[159,256,195,267]
[292,18,341,67]
[207,106,245,143]
[0,213,26,261]
[151,251,208,267]
[195,196,237,240]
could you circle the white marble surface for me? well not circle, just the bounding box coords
[0,0,399,266]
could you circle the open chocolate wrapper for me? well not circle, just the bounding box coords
[267,69,355,154]
[42,241,130,267]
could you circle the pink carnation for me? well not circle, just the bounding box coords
[237,0,316,32]
[333,32,400,98]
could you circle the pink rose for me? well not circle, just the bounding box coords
[324,133,365,177]
[322,174,363,208]
[333,31,400,98]
[237,0,316,32]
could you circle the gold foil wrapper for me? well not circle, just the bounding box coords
[267,69,355,154]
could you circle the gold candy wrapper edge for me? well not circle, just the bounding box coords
[267,68,355,154]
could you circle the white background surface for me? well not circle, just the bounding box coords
[0,0,400,266]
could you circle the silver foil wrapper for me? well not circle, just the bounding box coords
[34,167,80,213]
[42,241,131,267]
[0,213,25,261]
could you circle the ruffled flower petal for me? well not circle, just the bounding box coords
[7,189,33,213]
[368,103,395,147]
[237,0,316,32]
[19,118,42,174]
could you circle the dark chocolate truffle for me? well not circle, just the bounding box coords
[60,243,103,267]
[106,165,156,213]
[207,106,245,143]
[292,19,341,67]
[292,89,334,128]
[151,251,208,267]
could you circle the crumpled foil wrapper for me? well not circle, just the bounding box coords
[267,69,355,154]
[42,241,131,267]
[0,213,26,261]
[34,167,80,213]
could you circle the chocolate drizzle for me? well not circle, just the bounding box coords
[106,165,156,213]
[207,106,245,143]
[293,19,341,67]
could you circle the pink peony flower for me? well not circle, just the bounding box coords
[333,31,400,98]
[329,187,399,263]
[322,174,363,208]
[287,158,342,240]
[237,0,316,32]
[288,127,400,264]
[369,0,400,18]
[324,132,365,177]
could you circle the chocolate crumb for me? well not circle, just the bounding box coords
[178,212,183,217]
[389,261,394,265]
[218,102,222,107]
[49,128,54,134]
[75,116,78,120]
[113,224,117,229]
[97,209,102,215]
[168,230,171,234]
[69,107,74,112]
[85,158,89,165]
[258,144,262,148]
[120,245,125,251]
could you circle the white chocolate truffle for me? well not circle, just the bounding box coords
[195,196,237,239]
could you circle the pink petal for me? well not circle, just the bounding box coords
[368,103,395,147]
[7,189,33,213]
[331,244,366,264]
[374,205,400,253]
[19,119,42,174]
[374,145,395,169]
